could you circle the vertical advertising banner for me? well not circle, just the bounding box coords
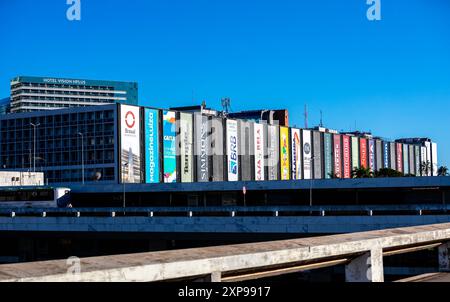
[390,142,396,170]
[291,128,301,180]
[403,144,409,175]
[254,123,265,181]
[226,120,239,181]
[239,121,252,181]
[409,145,415,175]
[195,114,210,182]
[431,142,438,176]
[179,113,194,182]
[163,110,177,183]
[267,125,279,180]
[211,117,224,182]
[279,126,290,180]
[376,140,383,171]
[420,146,427,176]
[324,133,332,179]
[120,104,141,183]
[396,143,403,173]
[425,141,432,176]
[368,139,375,172]
[415,145,420,176]
[302,130,312,179]
[383,141,390,169]
[333,134,342,178]
[144,108,160,183]
[360,138,368,168]
[313,132,323,179]
[351,136,359,170]
[342,135,351,178]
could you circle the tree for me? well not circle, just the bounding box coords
[374,168,403,178]
[438,166,449,176]
[352,167,374,178]
[420,161,431,176]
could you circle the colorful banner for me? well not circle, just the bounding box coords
[312,132,323,179]
[302,130,312,179]
[368,139,375,172]
[333,134,342,178]
[179,112,193,182]
[324,133,332,179]
[342,135,351,178]
[163,110,176,183]
[254,123,265,181]
[360,138,368,168]
[120,104,141,183]
[144,108,160,183]
[396,143,403,173]
[279,126,290,180]
[226,120,239,181]
[291,128,301,179]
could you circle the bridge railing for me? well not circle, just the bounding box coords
[0,204,449,217]
[0,223,450,282]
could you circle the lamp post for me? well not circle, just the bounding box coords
[30,122,40,173]
[78,132,85,185]
[309,156,315,213]
[123,162,128,210]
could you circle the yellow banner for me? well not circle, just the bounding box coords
[280,126,290,180]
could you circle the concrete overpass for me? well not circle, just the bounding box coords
[1,223,449,282]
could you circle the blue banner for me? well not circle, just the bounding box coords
[163,110,177,183]
[145,108,160,183]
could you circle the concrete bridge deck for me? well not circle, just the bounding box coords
[1,223,450,282]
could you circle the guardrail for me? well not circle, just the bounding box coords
[0,223,449,282]
[0,204,448,218]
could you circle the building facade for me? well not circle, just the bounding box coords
[0,103,440,185]
[0,105,118,184]
[10,76,138,113]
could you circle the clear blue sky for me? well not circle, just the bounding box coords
[1,0,449,166]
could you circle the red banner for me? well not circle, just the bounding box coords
[360,138,368,168]
[342,135,351,178]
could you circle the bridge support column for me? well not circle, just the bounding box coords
[438,242,450,272]
[345,248,384,282]
[204,271,222,282]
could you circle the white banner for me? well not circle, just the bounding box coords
[120,104,141,183]
[226,120,239,181]
[254,123,265,181]
[302,130,312,180]
[291,128,301,179]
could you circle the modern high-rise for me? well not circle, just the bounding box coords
[9,76,138,113]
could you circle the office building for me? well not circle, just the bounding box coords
[9,76,138,113]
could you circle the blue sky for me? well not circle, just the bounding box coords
[1,0,449,166]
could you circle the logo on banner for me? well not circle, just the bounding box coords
[304,143,311,154]
[229,136,238,175]
[125,111,135,128]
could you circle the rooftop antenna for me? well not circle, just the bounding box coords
[221,97,231,116]
[201,100,206,115]
[304,104,308,129]
[319,110,323,127]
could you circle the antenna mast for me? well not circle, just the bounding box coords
[221,97,231,117]
[304,104,308,129]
